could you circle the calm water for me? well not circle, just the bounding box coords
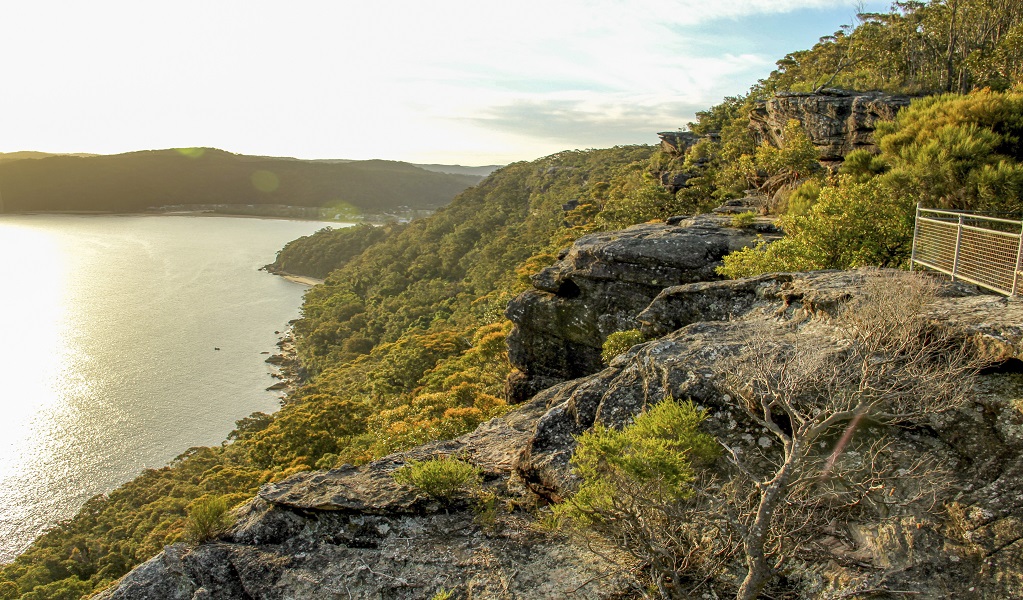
[0,214,343,562]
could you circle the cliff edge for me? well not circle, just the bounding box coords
[97,221,1023,599]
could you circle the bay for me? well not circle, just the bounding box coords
[0,214,344,562]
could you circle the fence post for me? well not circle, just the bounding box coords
[951,214,964,282]
[1013,222,1023,296]
[910,203,920,272]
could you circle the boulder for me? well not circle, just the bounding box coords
[95,395,632,599]
[505,216,759,402]
[656,130,699,155]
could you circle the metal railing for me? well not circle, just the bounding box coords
[911,205,1023,296]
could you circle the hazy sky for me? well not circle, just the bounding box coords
[0,0,886,165]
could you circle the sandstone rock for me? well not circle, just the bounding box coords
[749,89,911,164]
[656,130,699,155]
[505,217,759,401]
[97,270,1023,599]
[515,269,1023,598]
[95,393,632,599]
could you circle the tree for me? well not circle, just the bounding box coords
[720,270,979,599]
[561,271,980,598]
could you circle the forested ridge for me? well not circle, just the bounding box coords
[3,1,1023,597]
[0,149,480,214]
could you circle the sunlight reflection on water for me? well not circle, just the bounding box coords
[0,214,345,562]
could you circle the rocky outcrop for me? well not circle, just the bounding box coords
[97,267,1023,599]
[656,131,700,155]
[504,216,761,402]
[517,270,1023,598]
[749,89,911,165]
[95,396,630,599]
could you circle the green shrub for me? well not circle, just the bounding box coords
[730,211,757,228]
[601,329,646,364]
[0,582,19,600]
[392,457,482,502]
[183,496,233,545]
[557,399,722,595]
[718,177,914,278]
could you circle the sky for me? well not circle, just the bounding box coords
[0,0,888,166]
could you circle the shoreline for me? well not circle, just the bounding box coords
[260,266,325,286]
[277,272,325,286]
[3,210,352,224]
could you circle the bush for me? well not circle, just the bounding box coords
[718,177,914,278]
[183,496,233,544]
[557,399,722,596]
[392,457,482,502]
[601,330,646,364]
[0,582,18,600]
[730,211,757,228]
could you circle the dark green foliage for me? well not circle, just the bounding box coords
[0,150,480,214]
[266,223,396,279]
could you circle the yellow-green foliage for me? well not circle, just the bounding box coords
[718,177,914,278]
[0,446,265,597]
[720,88,1023,279]
[873,88,1023,212]
[0,581,18,600]
[183,496,233,545]
[560,399,718,519]
[392,458,482,501]
[13,7,1023,596]
[739,119,823,197]
[730,211,757,228]
[601,329,646,364]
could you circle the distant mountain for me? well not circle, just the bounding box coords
[0,148,482,214]
[413,163,502,177]
[0,151,98,163]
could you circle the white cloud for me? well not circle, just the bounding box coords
[0,0,886,163]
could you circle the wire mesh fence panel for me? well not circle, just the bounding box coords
[914,218,958,273]
[957,226,1018,292]
[912,207,1023,296]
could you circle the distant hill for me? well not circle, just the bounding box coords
[413,163,502,177]
[0,148,482,214]
[0,151,97,163]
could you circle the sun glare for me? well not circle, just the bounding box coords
[0,222,72,479]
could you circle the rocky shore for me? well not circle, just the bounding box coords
[264,326,305,397]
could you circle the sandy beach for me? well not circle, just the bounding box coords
[276,272,325,286]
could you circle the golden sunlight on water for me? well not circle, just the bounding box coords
[0,214,345,562]
[0,226,84,557]
[0,227,72,471]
